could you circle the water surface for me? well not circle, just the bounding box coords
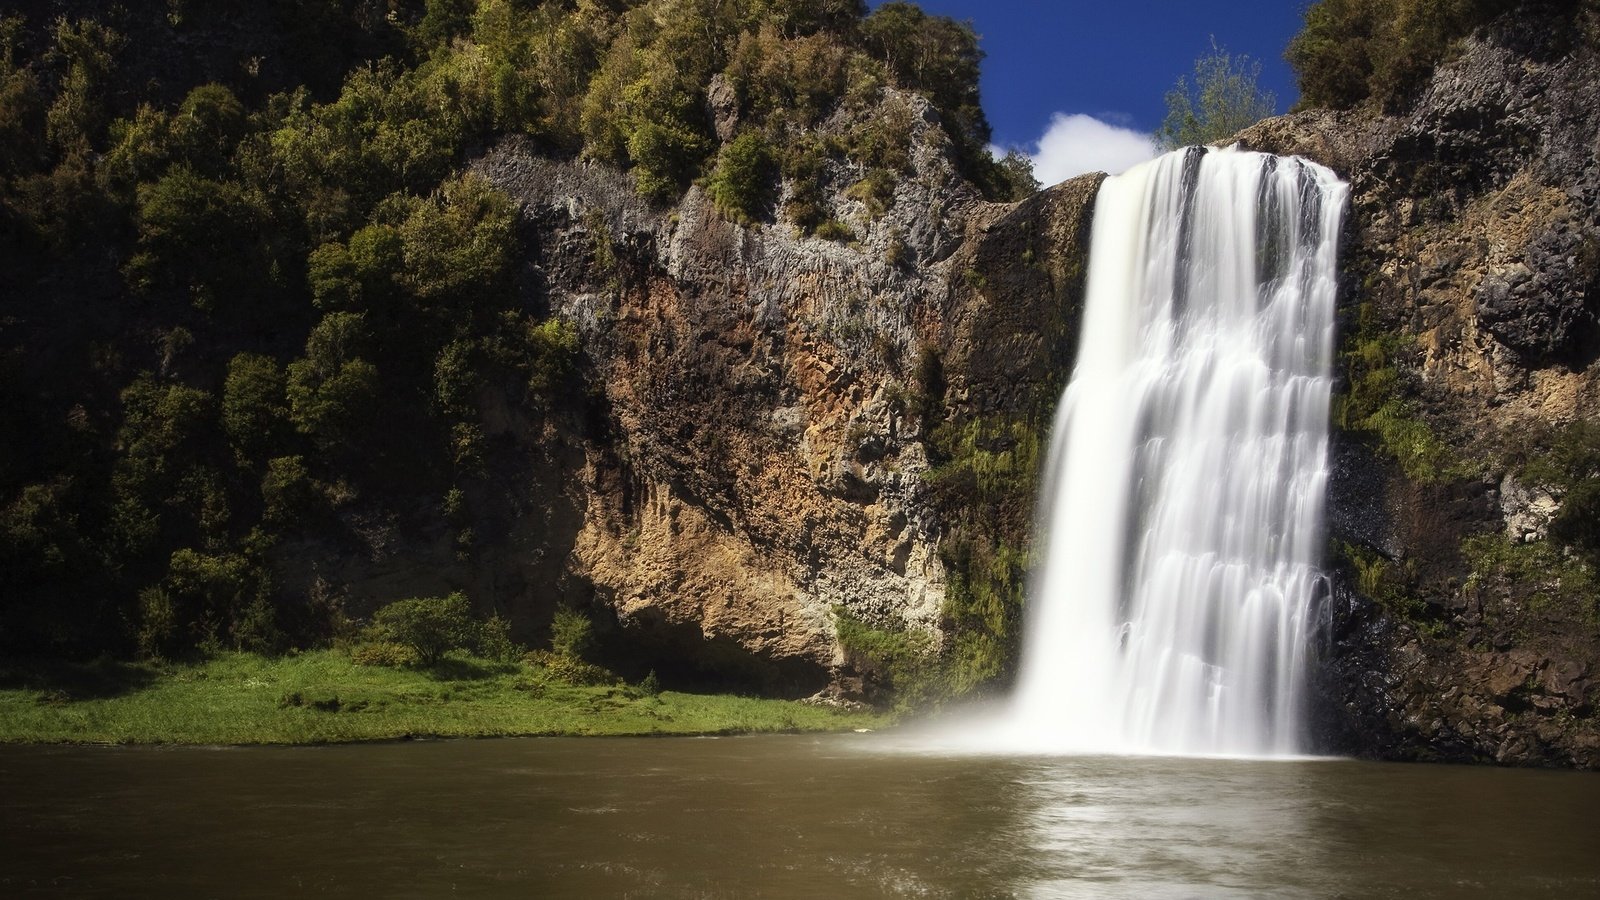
[2,735,1596,897]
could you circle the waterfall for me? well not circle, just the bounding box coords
[1003,146,1348,757]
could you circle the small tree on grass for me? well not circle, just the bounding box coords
[550,605,594,659]
[368,593,476,666]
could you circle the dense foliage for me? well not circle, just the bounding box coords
[1286,0,1597,110]
[0,0,1013,662]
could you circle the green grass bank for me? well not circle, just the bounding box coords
[0,651,889,745]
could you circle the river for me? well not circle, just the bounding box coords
[2,735,1597,897]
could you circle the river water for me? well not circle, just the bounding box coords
[2,735,1597,898]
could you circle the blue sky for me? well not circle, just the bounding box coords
[868,1,1309,183]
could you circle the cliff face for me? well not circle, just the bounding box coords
[1239,16,1600,766]
[396,89,1097,698]
[253,10,1595,760]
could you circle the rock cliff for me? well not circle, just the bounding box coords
[1238,11,1600,766]
[242,5,1596,763]
[445,89,1096,698]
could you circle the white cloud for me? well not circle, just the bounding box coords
[1016,113,1160,187]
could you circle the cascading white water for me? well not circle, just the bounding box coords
[1002,145,1348,757]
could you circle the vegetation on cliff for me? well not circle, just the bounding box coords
[1277,0,1600,764]
[1287,0,1597,110]
[1157,42,1277,149]
[0,0,1026,674]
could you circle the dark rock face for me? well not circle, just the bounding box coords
[1240,13,1600,768]
[1477,226,1600,365]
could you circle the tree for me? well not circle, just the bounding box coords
[367,593,477,666]
[286,313,379,451]
[994,149,1039,201]
[222,353,287,462]
[707,129,775,222]
[861,2,990,150]
[1157,41,1277,149]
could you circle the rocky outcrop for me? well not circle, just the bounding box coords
[276,10,1595,762]
[464,89,1096,697]
[1240,13,1600,767]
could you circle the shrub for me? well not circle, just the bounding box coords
[834,607,943,710]
[549,605,595,659]
[476,613,521,663]
[1287,0,1512,111]
[628,118,712,202]
[137,548,272,658]
[860,2,988,149]
[1286,0,1385,110]
[125,168,275,309]
[707,130,776,223]
[286,313,379,451]
[1550,479,1600,564]
[639,669,662,696]
[351,641,420,667]
[222,353,287,461]
[523,648,616,685]
[367,593,476,666]
[261,456,316,526]
[813,219,854,242]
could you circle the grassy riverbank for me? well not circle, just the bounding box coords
[0,651,888,745]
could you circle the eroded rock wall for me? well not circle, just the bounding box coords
[473,90,1097,697]
[1239,16,1600,766]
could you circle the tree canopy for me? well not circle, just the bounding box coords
[0,0,1017,662]
[1157,41,1276,149]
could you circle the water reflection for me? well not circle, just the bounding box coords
[2,736,1597,898]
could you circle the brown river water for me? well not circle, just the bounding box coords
[2,734,1598,898]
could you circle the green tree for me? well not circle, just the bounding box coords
[1286,0,1514,112]
[994,149,1038,200]
[44,18,123,152]
[707,129,776,222]
[861,2,989,149]
[138,546,272,658]
[169,83,247,173]
[1157,42,1277,149]
[1286,0,1387,110]
[125,168,276,310]
[398,174,516,309]
[222,353,287,461]
[550,605,594,659]
[286,313,380,451]
[367,593,477,666]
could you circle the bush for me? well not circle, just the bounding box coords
[1286,0,1385,110]
[125,168,275,309]
[476,613,521,663]
[628,118,711,202]
[222,353,287,461]
[639,669,662,696]
[549,605,595,659]
[350,641,420,667]
[1287,0,1512,111]
[523,648,615,685]
[707,130,776,223]
[813,219,854,242]
[834,607,943,710]
[366,593,476,666]
[1550,479,1600,564]
[286,313,379,451]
